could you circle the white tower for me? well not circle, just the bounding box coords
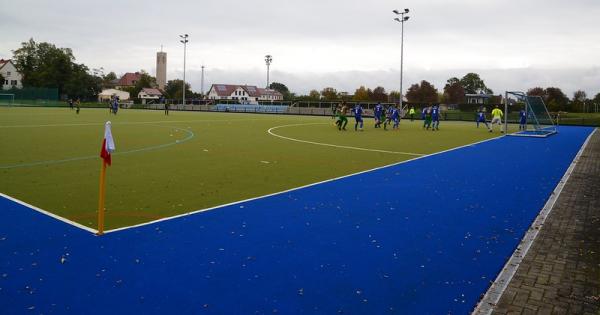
[156,46,167,90]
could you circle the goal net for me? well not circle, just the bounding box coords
[506,91,558,138]
[0,93,15,106]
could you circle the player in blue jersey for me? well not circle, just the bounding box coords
[476,109,491,131]
[391,106,400,129]
[422,106,429,129]
[373,102,384,128]
[352,103,364,131]
[519,109,527,130]
[383,105,394,130]
[430,104,440,131]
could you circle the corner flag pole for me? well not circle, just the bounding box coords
[97,121,115,236]
[97,160,107,235]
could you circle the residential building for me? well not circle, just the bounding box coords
[115,72,142,89]
[207,84,284,104]
[465,93,491,104]
[0,59,23,90]
[138,88,162,104]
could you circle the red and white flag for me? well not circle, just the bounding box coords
[100,121,116,166]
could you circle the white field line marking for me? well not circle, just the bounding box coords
[0,117,299,129]
[472,128,597,315]
[0,125,195,169]
[103,131,506,234]
[268,123,425,156]
[0,192,98,234]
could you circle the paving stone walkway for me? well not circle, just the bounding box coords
[492,129,600,315]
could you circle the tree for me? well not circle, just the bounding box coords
[571,90,587,112]
[12,38,75,95]
[545,87,569,111]
[406,80,438,103]
[352,86,370,101]
[0,73,4,87]
[102,72,117,88]
[63,63,102,100]
[388,91,400,103]
[308,90,321,100]
[320,87,338,101]
[460,73,492,94]
[269,82,291,99]
[12,38,104,99]
[593,92,600,105]
[527,87,545,97]
[164,79,192,99]
[443,77,465,104]
[372,86,388,103]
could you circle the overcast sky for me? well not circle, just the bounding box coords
[1,0,599,97]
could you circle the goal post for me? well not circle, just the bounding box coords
[505,91,558,138]
[0,93,15,106]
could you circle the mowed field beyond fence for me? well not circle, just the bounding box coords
[0,107,511,230]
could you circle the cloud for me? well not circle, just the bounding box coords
[1,0,599,98]
[177,66,600,97]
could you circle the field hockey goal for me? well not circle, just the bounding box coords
[505,91,558,138]
[0,93,15,106]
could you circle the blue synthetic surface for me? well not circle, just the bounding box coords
[0,126,594,314]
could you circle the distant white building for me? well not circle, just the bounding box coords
[207,84,284,104]
[465,93,491,104]
[98,89,130,102]
[138,88,163,104]
[0,59,23,90]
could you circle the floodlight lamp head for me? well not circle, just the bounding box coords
[404,8,409,13]
[393,9,400,14]
[404,16,410,21]
[394,17,401,22]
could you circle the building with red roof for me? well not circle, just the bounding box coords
[115,72,143,89]
[207,84,283,104]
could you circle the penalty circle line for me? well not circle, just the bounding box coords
[267,123,425,157]
[0,125,195,169]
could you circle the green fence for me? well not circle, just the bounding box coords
[0,87,60,106]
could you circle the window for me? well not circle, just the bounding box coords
[11,80,17,85]
[6,72,11,76]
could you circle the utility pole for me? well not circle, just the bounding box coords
[393,9,410,109]
[265,55,273,88]
[179,34,189,105]
[201,65,205,97]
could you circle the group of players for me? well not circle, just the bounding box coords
[333,102,403,131]
[333,102,524,133]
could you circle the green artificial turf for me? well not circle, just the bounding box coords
[0,107,514,230]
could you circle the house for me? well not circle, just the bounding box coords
[465,93,491,104]
[115,72,142,89]
[207,84,284,104]
[98,88,130,102]
[0,59,23,90]
[138,88,162,104]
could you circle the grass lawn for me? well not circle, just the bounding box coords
[0,107,515,230]
[559,112,600,126]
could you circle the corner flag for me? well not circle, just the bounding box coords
[100,121,115,166]
[97,121,115,235]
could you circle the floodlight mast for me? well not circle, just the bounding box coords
[265,55,273,88]
[393,8,410,110]
[180,34,189,105]
[201,65,205,97]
